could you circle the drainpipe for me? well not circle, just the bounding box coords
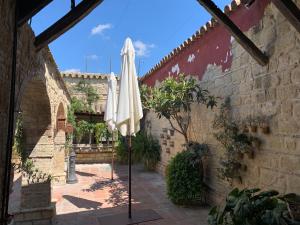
[1,0,18,224]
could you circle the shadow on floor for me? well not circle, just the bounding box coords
[63,195,102,210]
[53,164,209,225]
[76,171,96,177]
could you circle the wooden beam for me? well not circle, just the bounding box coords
[17,0,53,27]
[196,0,269,66]
[271,0,300,33]
[35,0,104,51]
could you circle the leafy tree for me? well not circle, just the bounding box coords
[76,120,95,144]
[74,80,99,112]
[67,81,100,144]
[142,74,217,144]
[94,123,111,145]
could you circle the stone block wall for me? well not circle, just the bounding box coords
[0,1,70,222]
[143,0,300,204]
[74,144,115,164]
[61,72,120,114]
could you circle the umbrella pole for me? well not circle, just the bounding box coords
[128,135,132,219]
[111,132,114,180]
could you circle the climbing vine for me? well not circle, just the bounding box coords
[213,97,260,184]
[67,81,101,143]
[13,114,52,184]
[74,80,99,112]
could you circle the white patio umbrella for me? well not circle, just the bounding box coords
[104,72,118,180]
[116,37,143,219]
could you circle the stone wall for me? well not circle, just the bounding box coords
[0,1,71,222]
[143,0,300,204]
[75,144,115,164]
[61,72,120,114]
[14,25,71,185]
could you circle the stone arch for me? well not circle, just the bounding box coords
[53,102,67,184]
[20,77,54,173]
[56,102,66,133]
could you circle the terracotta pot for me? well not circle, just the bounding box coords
[243,126,249,133]
[235,152,244,159]
[261,126,270,134]
[250,125,258,132]
[246,151,255,159]
[241,165,247,171]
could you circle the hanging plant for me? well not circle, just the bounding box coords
[213,97,260,184]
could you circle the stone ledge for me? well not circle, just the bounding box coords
[13,204,55,225]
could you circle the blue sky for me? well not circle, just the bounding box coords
[32,0,229,76]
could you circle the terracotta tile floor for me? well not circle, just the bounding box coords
[53,164,209,225]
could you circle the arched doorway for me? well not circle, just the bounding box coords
[53,102,67,184]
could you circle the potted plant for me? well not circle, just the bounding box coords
[257,115,270,134]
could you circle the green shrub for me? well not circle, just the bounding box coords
[115,137,128,164]
[116,132,161,170]
[115,136,141,164]
[208,188,300,225]
[166,142,208,206]
[132,132,161,170]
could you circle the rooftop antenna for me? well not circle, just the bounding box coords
[109,56,112,73]
[85,56,88,72]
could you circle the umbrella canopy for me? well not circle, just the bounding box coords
[116,38,143,136]
[104,72,118,132]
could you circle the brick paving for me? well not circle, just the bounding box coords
[53,164,209,225]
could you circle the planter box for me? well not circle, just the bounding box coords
[21,178,51,209]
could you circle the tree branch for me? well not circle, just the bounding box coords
[168,118,184,135]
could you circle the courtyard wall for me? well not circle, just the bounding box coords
[142,0,300,204]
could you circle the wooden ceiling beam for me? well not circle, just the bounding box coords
[271,0,300,33]
[35,0,104,51]
[196,0,269,66]
[17,0,53,27]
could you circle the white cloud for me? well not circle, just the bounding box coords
[91,23,112,35]
[62,69,80,73]
[133,40,155,57]
[86,54,98,60]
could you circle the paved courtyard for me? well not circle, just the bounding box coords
[53,164,209,225]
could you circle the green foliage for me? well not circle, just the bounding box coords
[132,132,161,170]
[116,132,161,170]
[213,97,259,183]
[208,188,300,225]
[13,113,26,160]
[74,80,99,112]
[115,137,129,164]
[75,120,95,143]
[94,123,111,145]
[13,114,52,184]
[142,74,217,144]
[166,142,209,205]
[67,81,101,143]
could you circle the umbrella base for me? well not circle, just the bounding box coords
[98,209,162,225]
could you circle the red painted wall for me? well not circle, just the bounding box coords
[142,0,270,86]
